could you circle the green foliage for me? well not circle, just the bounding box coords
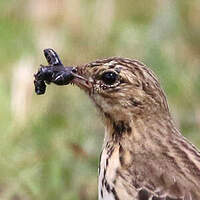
[0,1,200,199]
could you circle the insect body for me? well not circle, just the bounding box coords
[34,49,75,95]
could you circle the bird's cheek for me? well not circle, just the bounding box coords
[92,83,103,94]
[92,95,109,110]
[92,94,113,111]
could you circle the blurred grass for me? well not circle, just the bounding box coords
[0,0,200,199]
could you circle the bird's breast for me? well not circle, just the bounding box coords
[98,143,120,200]
[98,143,135,200]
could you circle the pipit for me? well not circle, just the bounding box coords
[35,49,200,200]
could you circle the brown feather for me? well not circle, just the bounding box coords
[71,57,200,200]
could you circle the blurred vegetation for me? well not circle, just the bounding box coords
[0,0,200,199]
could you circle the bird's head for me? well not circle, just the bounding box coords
[72,57,170,124]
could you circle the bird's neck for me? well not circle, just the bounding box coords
[102,110,175,148]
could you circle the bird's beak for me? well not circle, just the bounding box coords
[71,69,93,92]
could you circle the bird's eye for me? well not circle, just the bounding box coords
[101,71,118,85]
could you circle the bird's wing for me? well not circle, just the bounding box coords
[132,170,197,200]
[137,187,192,200]
[123,159,198,200]
[123,136,200,200]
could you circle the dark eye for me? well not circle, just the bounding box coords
[101,71,118,85]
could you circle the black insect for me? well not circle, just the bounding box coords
[34,48,76,95]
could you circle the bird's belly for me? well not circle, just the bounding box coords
[98,144,138,200]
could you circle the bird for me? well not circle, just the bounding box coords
[35,53,200,200]
[70,57,200,200]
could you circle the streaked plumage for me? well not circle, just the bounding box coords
[70,57,200,200]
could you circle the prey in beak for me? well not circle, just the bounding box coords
[34,48,91,95]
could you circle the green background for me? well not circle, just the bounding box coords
[0,0,200,199]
